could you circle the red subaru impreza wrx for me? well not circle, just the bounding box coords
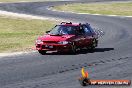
[35,22,98,55]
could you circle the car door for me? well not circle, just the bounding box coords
[79,25,87,47]
[74,26,85,48]
[82,25,93,46]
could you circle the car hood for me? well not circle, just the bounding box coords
[37,34,75,41]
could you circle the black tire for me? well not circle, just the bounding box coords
[70,43,77,54]
[89,39,98,50]
[79,78,91,86]
[38,50,46,55]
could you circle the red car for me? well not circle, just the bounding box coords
[35,22,98,55]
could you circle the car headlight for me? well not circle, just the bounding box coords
[58,41,69,45]
[36,40,43,44]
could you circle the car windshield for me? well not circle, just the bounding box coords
[48,25,77,35]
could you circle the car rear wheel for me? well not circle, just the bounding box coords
[38,50,46,55]
[88,39,98,50]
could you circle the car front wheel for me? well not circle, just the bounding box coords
[38,50,46,55]
[70,43,77,54]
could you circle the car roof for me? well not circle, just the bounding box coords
[59,22,81,26]
[58,22,90,26]
[59,24,79,26]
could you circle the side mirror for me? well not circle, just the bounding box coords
[46,30,50,33]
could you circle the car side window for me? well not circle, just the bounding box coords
[83,25,92,35]
[80,26,85,34]
[75,26,84,35]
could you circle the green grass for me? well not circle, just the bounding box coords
[0,16,56,53]
[53,2,132,16]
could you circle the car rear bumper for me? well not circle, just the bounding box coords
[36,44,72,52]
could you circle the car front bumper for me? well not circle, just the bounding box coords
[36,44,72,52]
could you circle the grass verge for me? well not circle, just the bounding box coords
[0,16,55,53]
[53,2,132,16]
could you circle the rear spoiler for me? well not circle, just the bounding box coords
[93,28,105,38]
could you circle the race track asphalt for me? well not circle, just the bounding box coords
[0,0,132,88]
